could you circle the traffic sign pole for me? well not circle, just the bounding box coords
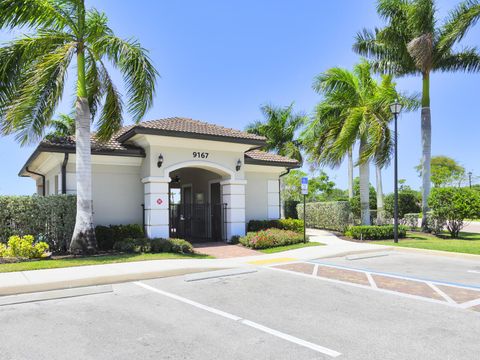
[301,177,308,243]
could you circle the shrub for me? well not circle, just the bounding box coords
[112,238,137,253]
[95,224,144,251]
[402,213,419,230]
[0,195,76,253]
[240,228,305,249]
[247,219,304,233]
[0,235,50,259]
[384,190,421,220]
[284,200,300,219]
[149,238,194,254]
[424,211,445,235]
[229,235,240,244]
[346,225,407,240]
[297,201,351,232]
[428,187,480,237]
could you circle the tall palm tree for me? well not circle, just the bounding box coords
[246,103,306,163]
[304,61,417,225]
[354,0,480,228]
[0,0,158,254]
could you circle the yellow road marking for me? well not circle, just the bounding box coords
[248,257,297,265]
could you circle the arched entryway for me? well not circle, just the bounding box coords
[168,166,228,242]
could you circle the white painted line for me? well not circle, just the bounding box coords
[134,281,341,357]
[310,261,480,291]
[241,319,341,358]
[460,297,480,309]
[312,263,319,276]
[426,282,456,305]
[134,282,241,321]
[365,272,377,289]
[266,266,457,309]
[345,252,390,261]
[184,268,257,282]
[467,270,480,274]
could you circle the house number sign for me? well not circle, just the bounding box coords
[192,152,209,159]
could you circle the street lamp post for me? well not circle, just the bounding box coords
[468,171,473,188]
[390,100,402,243]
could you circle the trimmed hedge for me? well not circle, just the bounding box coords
[95,224,144,251]
[247,218,303,233]
[113,237,194,254]
[297,201,351,232]
[240,228,305,249]
[346,225,407,240]
[0,195,76,253]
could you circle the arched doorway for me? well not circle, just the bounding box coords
[164,162,232,242]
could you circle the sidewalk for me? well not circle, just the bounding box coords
[0,229,389,296]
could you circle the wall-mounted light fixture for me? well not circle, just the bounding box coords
[157,154,164,168]
[236,159,242,171]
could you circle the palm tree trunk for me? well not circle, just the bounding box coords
[421,72,431,230]
[359,139,371,225]
[70,47,97,254]
[348,147,354,199]
[375,164,384,225]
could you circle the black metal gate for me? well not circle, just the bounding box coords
[169,203,227,242]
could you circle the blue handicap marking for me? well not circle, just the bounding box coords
[301,177,308,184]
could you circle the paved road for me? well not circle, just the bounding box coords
[1,252,479,360]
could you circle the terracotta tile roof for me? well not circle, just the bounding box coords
[40,133,140,153]
[245,150,299,166]
[117,117,266,143]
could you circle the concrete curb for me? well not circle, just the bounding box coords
[0,267,223,296]
[313,247,395,260]
[393,246,480,261]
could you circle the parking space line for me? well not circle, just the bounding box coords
[365,273,377,289]
[460,298,480,309]
[426,283,456,305]
[134,281,341,358]
[308,260,480,291]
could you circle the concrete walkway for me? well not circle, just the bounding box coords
[0,229,389,296]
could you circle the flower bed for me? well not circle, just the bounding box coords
[240,228,305,249]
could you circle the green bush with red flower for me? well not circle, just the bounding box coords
[239,228,305,249]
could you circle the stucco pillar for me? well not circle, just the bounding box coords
[221,179,247,240]
[142,176,171,239]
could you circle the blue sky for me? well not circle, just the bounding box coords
[1,0,479,195]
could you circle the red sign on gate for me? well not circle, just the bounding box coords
[156,198,163,205]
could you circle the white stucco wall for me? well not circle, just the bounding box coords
[245,168,281,222]
[65,158,143,226]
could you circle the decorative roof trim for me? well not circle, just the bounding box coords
[117,126,267,146]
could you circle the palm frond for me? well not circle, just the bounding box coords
[93,35,158,123]
[437,0,480,54]
[435,47,480,72]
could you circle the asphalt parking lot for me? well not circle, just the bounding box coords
[1,252,479,360]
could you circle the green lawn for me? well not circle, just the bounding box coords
[372,231,480,255]
[0,252,212,273]
[259,241,324,254]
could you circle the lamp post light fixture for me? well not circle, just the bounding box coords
[157,154,164,168]
[390,99,402,244]
[236,159,242,171]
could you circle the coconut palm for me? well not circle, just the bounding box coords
[0,0,158,254]
[304,61,417,225]
[46,113,75,139]
[246,103,306,162]
[354,0,480,228]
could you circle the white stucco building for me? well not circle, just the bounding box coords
[19,117,298,242]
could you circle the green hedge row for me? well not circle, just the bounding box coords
[346,225,407,240]
[297,201,351,232]
[112,237,194,254]
[0,195,76,253]
[95,224,144,250]
[247,218,304,233]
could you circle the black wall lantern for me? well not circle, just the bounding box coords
[157,154,164,168]
[236,159,242,171]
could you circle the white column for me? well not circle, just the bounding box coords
[142,176,171,239]
[267,179,280,219]
[221,179,247,240]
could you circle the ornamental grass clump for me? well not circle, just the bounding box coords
[0,235,50,259]
[240,228,305,249]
